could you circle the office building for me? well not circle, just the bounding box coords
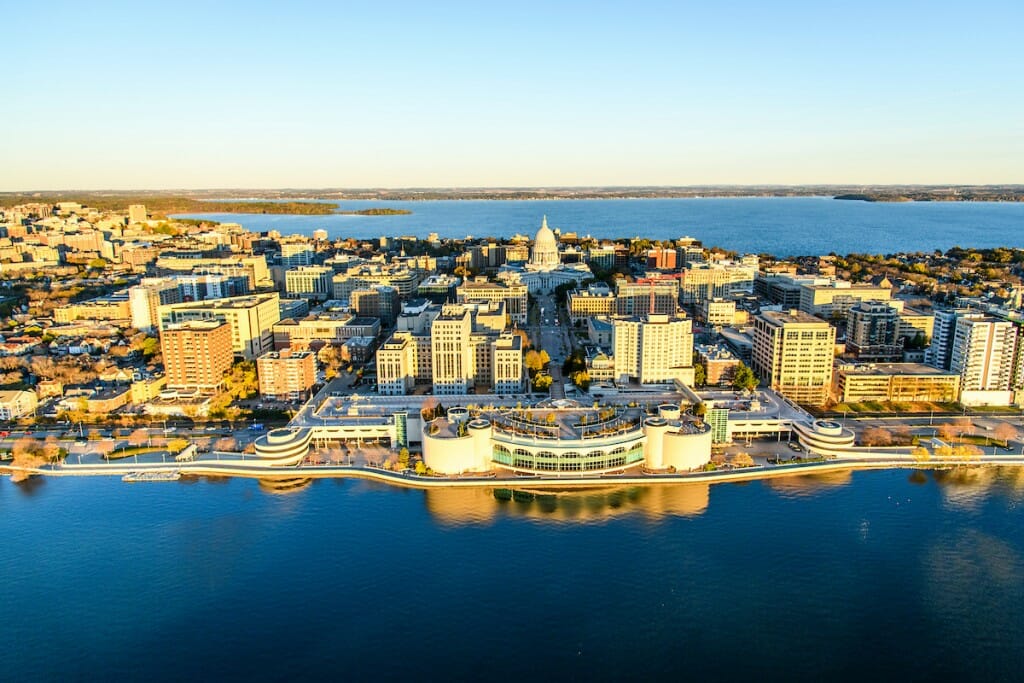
[615,279,679,316]
[158,293,281,360]
[568,283,616,325]
[457,276,529,325]
[285,266,333,302]
[281,242,314,268]
[752,309,836,406]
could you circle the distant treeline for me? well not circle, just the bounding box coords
[336,208,413,216]
[0,194,339,216]
[4,186,1024,209]
[835,190,1024,203]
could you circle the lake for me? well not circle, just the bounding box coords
[176,197,1024,256]
[4,468,1024,681]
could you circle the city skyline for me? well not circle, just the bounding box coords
[5,0,1023,190]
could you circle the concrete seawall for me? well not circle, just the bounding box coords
[6,456,1024,490]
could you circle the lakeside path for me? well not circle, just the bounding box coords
[6,456,1024,489]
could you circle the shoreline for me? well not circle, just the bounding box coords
[5,457,1024,490]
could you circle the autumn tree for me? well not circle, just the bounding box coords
[731,452,755,467]
[937,423,958,443]
[317,345,345,380]
[224,361,258,400]
[10,438,45,483]
[214,436,239,452]
[167,438,189,453]
[524,350,544,376]
[533,374,553,391]
[993,422,1017,447]
[42,435,62,461]
[128,428,150,448]
[861,427,893,447]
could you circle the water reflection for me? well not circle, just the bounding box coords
[765,470,853,499]
[257,477,314,496]
[930,466,1024,511]
[423,483,711,526]
[924,528,1024,651]
[11,475,47,497]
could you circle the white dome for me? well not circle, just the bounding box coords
[534,216,557,249]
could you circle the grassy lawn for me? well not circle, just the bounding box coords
[827,401,963,415]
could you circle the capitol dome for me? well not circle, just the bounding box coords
[530,216,560,269]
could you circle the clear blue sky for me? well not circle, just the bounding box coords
[5,0,1022,190]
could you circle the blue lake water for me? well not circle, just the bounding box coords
[4,469,1024,681]
[176,197,1024,256]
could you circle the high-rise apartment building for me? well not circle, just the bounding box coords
[950,316,1018,394]
[846,300,903,361]
[161,320,233,390]
[158,293,281,360]
[927,309,983,370]
[752,309,836,406]
[256,349,316,400]
[612,314,693,385]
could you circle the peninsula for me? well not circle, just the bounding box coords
[2,202,1024,490]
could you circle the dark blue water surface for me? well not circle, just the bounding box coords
[176,197,1024,256]
[4,469,1024,681]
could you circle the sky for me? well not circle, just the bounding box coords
[4,0,1023,190]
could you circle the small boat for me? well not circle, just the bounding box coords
[122,470,181,482]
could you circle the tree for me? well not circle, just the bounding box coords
[533,374,553,391]
[731,452,755,467]
[861,427,893,447]
[415,461,427,475]
[732,362,758,392]
[538,350,551,368]
[214,436,238,452]
[10,438,45,483]
[911,446,931,462]
[570,370,591,391]
[42,435,62,461]
[398,447,410,469]
[954,416,973,439]
[993,422,1017,447]
[524,350,544,376]
[693,362,706,387]
[318,345,345,380]
[167,438,189,453]
[224,360,258,400]
[128,428,150,448]
[937,423,958,443]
